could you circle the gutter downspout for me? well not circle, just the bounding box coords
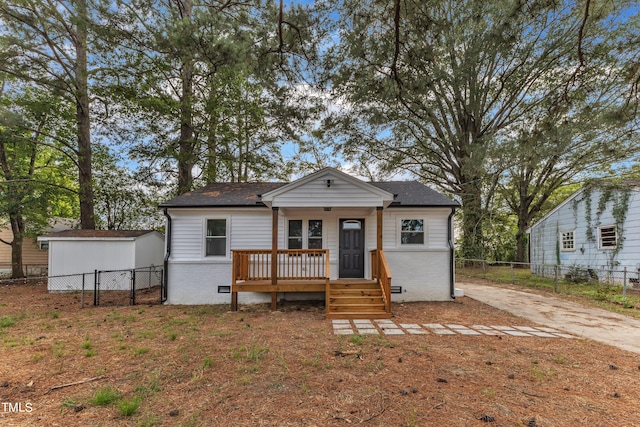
[162,208,172,303]
[448,208,456,300]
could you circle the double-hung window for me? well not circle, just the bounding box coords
[288,220,323,250]
[205,219,227,256]
[401,219,424,245]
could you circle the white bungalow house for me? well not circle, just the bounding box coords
[527,181,640,281]
[160,168,459,318]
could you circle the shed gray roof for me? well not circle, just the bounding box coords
[160,181,458,208]
[41,230,157,239]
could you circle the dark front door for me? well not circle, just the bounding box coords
[339,219,365,278]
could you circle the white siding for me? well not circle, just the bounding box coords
[272,177,387,208]
[166,206,455,304]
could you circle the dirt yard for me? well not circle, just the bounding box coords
[1,283,639,426]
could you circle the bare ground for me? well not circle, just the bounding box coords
[1,283,639,427]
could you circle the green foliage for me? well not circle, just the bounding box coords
[0,315,16,328]
[90,386,121,406]
[349,334,364,346]
[324,0,638,261]
[92,145,163,230]
[117,396,141,416]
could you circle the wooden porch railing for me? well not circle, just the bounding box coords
[232,249,330,282]
[371,249,392,314]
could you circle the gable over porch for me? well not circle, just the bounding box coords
[233,168,395,318]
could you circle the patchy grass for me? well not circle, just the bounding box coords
[90,386,121,406]
[1,284,640,426]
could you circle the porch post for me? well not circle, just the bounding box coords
[376,207,383,279]
[271,207,279,310]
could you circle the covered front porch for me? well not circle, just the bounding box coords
[229,168,397,318]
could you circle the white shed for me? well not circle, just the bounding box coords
[38,230,164,291]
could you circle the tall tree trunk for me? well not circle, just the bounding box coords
[9,215,25,279]
[177,0,195,195]
[75,0,95,229]
[206,114,218,184]
[515,213,529,264]
[460,181,484,260]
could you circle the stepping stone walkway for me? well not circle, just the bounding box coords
[332,319,575,338]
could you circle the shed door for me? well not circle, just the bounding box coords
[339,219,365,278]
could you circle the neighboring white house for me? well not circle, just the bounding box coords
[38,230,164,291]
[160,167,459,311]
[528,181,640,276]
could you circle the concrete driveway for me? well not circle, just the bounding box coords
[460,282,640,355]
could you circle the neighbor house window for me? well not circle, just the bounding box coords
[39,241,49,251]
[599,225,617,249]
[205,219,227,256]
[288,220,323,249]
[561,231,575,251]
[401,219,424,244]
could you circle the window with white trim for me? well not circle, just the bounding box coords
[599,225,617,249]
[560,231,575,251]
[401,219,424,245]
[39,241,49,251]
[205,219,227,256]
[288,220,323,249]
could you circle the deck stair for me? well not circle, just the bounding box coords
[325,280,391,319]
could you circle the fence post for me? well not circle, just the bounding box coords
[160,269,165,304]
[81,273,85,308]
[511,262,515,284]
[94,270,98,306]
[130,269,136,305]
[554,265,558,293]
[623,267,627,301]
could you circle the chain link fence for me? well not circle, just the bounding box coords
[0,263,48,278]
[456,259,640,306]
[0,266,163,310]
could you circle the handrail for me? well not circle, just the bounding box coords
[371,249,392,314]
[232,249,330,282]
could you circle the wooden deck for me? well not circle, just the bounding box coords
[233,278,376,293]
[231,249,392,319]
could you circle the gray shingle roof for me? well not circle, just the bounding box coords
[160,181,458,208]
[160,182,287,208]
[372,181,459,207]
[42,230,157,239]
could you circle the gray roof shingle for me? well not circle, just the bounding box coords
[160,181,458,208]
[42,230,157,239]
